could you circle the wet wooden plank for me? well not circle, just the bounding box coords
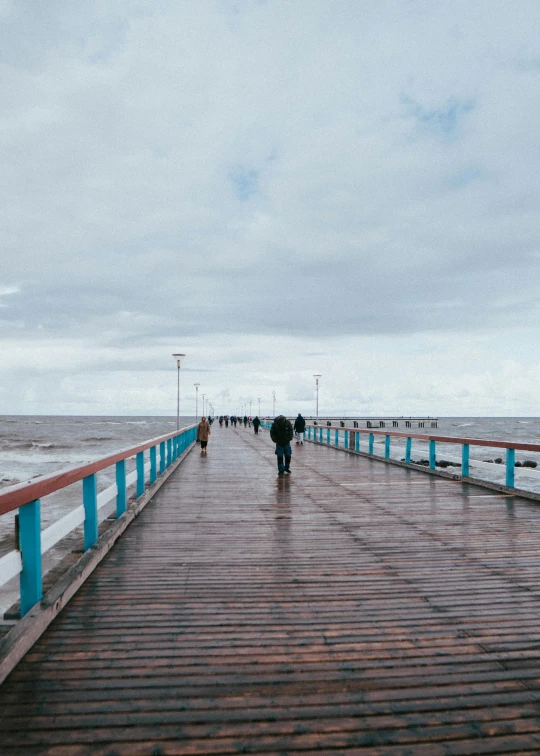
[3,427,540,753]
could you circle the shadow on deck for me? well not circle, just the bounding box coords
[3,425,540,754]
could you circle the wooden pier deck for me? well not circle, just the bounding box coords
[3,427,540,754]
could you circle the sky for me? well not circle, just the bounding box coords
[1,0,540,418]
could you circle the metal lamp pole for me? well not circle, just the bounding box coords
[172,353,186,430]
[194,383,200,422]
[272,390,276,416]
[201,394,205,418]
[258,397,261,416]
[313,374,321,421]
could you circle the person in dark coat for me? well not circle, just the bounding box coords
[270,415,294,474]
[253,416,261,434]
[293,413,306,444]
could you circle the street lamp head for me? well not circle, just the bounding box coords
[194,383,200,388]
[172,353,186,367]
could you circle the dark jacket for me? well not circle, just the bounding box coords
[253,416,261,428]
[270,415,293,446]
[294,414,306,432]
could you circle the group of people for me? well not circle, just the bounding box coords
[217,415,259,429]
[196,412,307,476]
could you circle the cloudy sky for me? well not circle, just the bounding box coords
[1,0,540,417]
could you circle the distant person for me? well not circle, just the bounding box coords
[253,416,260,434]
[294,413,306,444]
[225,415,229,428]
[219,416,223,427]
[243,415,248,427]
[197,416,211,454]
[270,415,294,475]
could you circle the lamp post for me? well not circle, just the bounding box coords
[249,400,252,416]
[201,394,205,419]
[172,353,186,430]
[194,383,200,422]
[272,390,276,416]
[313,375,321,421]
[258,397,261,416]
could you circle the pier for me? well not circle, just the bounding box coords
[3,425,540,753]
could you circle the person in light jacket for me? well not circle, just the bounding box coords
[197,416,211,454]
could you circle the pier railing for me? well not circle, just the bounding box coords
[307,423,540,487]
[263,421,540,493]
[0,425,197,617]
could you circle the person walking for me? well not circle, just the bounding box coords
[270,415,294,475]
[197,416,211,454]
[243,415,248,427]
[253,416,261,434]
[294,413,306,444]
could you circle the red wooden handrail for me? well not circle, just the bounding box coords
[0,425,196,517]
[306,424,540,453]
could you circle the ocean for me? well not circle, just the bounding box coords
[1,415,540,615]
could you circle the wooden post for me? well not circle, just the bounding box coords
[83,474,98,551]
[19,499,42,617]
[506,448,515,488]
[116,460,127,516]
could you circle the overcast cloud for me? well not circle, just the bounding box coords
[1,0,540,417]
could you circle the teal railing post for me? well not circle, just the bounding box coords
[308,426,311,440]
[159,441,166,474]
[405,437,412,463]
[327,428,330,444]
[345,431,349,449]
[506,448,515,488]
[429,440,436,470]
[369,433,374,454]
[384,435,390,459]
[19,499,42,617]
[116,460,127,516]
[150,446,157,483]
[355,431,360,452]
[335,429,339,446]
[166,438,172,467]
[83,473,98,551]
[319,428,323,443]
[136,451,145,497]
[462,443,470,477]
